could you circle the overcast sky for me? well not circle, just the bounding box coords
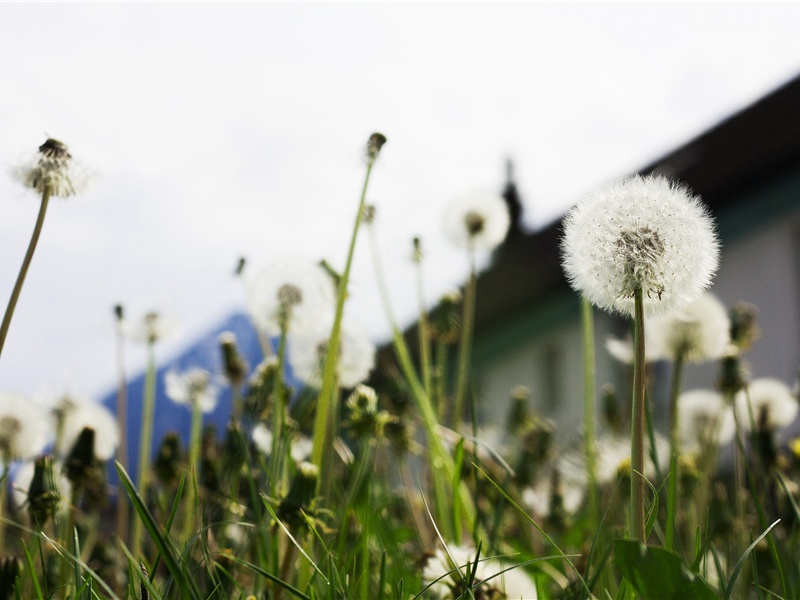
[1,3,799,400]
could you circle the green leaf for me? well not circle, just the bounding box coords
[614,539,720,600]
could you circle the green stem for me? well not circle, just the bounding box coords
[453,254,477,426]
[271,323,289,496]
[182,398,203,544]
[631,287,646,543]
[665,352,685,551]
[132,341,157,559]
[0,189,51,360]
[415,260,433,397]
[114,319,130,545]
[311,158,374,475]
[580,297,599,534]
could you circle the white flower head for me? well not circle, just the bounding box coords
[648,292,730,362]
[606,292,730,364]
[164,368,219,413]
[11,138,90,198]
[734,378,798,432]
[677,390,734,453]
[561,175,719,317]
[422,544,538,599]
[245,258,336,337]
[288,317,375,389]
[0,394,51,461]
[122,311,180,345]
[594,432,669,484]
[55,396,119,461]
[443,190,510,251]
[252,425,314,465]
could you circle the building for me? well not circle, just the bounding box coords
[468,74,800,437]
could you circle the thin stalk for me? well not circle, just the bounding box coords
[453,252,477,426]
[311,154,374,475]
[665,352,686,551]
[114,314,130,544]
[132,340,158,559]
[580,297,599,534]
[271,323,289,496]
[182,399,203,543]
[414,256,433,397]
[0,189,51,359]
[631,287,647,543]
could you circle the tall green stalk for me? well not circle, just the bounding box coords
[631,287,647,543]
[132,340,157,559]
[665,351,685,551]
[0,189,51,360]
[311,134,383,478]
[581,297,599,533]
[453,251,477,426]
[181,398,203,544]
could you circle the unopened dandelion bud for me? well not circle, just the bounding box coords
[244,356,280,419]
[65,427,99,488]
[154,432,183,488]
[0,556,22,600]
[28,455,61,527]
[729,301,760,352]
[277,462,319,529]
[429,291,462,344]
[345,385,391,440]
[717,355,748,398]
[366,132,387,164]
[114,304,124,322]
[361,204,376,225]
[234,256,247,277]
[506,385,531,434]
[411,237,423,264]
[219,332,248,387]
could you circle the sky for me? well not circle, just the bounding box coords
[1,3,799,401]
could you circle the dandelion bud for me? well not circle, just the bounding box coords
[0,556,22,600]
[154,432,183,488]
[729,301,760,352]
[411,237,423,264]
[505,385,531,435]
[366,132,387,164]
[114,304,124,322]
[234,256,247,277]
[277,462,319,529]
[219,332,249,387]
[28,455,61,527]
[65,428,103,491]
[717,355,748,398]
[361,204,376,225]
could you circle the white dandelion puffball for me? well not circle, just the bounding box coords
[422,545,538,599]
[561,175,719,317]
[245,257,336,337]
[648,292,731,362]
[165,368,219,414]
[677,390,734,453]
[0,394,51,461]
[288,317,375,389]
[122,311,180,345]
[443,190,510,251]
[734,378,798,432]
[56,397,119,461]
[11,138,90,198]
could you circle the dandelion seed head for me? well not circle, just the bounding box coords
[562,175,719,317]
[0,394,51,461]
[443,190,510,251]
[164,368,219,414]
[734,378,798,432]
[12,138,90,198]
[245,258,335,337]
[677,390,734,453]
[55,396,119,461]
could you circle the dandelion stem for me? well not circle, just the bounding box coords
[310,155,374,476]
[631,287,646,543]
[132,340,157,559]
[665,351,685,551]
[580,297,599,533]
[414,256,433,398]
[453,252,477,426]
[0,189,51,360]
[114,309,130,544]
[182,398,203,544]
